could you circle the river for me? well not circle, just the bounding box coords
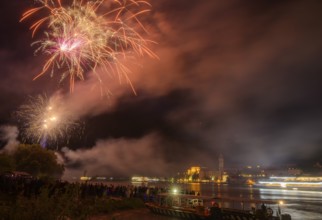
[92,181,322,220]
[143,182,322,220]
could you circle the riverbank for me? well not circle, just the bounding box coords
[0,175,155,219]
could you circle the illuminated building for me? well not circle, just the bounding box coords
[262,166,303,178]
[176,154,228,183]
[186,166,202,182]
[178,165,227,183]
[131,176,160,182]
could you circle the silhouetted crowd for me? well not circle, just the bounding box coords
[0,174,168,201]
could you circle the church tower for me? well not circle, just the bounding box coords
[218,154,224,181]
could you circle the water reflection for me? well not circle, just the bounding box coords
[102,181,322,220]
[165,183,322,220]
[259,188,322,201]
[190,183,201,194]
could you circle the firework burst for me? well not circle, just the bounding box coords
[21,0,157,93]
[15,94,80,145]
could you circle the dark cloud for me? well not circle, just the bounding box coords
[1,0,322,176]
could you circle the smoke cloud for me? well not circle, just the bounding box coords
[61,133,170,180]
[0,125,20,154]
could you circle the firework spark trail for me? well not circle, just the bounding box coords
[21,0,157,93]
[15,94,80,145]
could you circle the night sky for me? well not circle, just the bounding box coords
[1,0,322,177]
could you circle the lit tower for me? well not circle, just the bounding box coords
[218,154,224,181]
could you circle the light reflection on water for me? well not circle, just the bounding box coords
[148,182,322,220]
[98,181,322,220]
[257,187,322,220]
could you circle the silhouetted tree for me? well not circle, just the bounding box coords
[0,153,14,173]
[13,144,64,178]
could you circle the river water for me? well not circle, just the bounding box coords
[91,181,322,220]
[138,182,322,220]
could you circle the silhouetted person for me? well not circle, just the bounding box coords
[210,202,222,220]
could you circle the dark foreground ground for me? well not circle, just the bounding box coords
[90,208,177,220]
